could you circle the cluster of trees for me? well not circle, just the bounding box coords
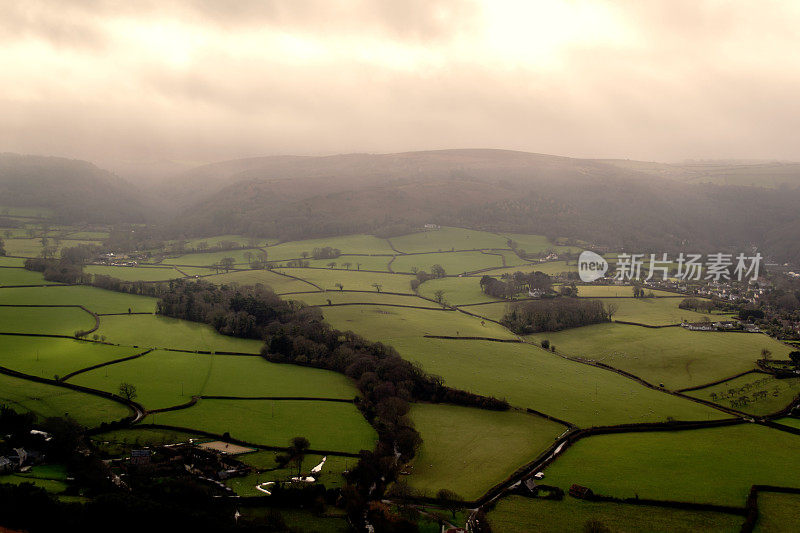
[0,237,5,256]
[310,247,341,259]
[409,265,446,290]
[678,298,716,313]
[502,298,613,334]
[631,284,655,298]
[24,257,91,284]
[479,271,553,299]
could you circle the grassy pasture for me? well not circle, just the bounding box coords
[2,238,101,258]
[576,285,680,297]
[200,269,318,293]
[0,206,53,217]
[93,427,199,447]
[543,425,800,506]
[0,306,94,336]
[488,495,742,533]
[603,297,717,325]
[460,302,511,321]
[0,335,137,378]
[501,233,580,254]
[407,404,565,499]
[417,276,499,305]
[162,248,258,267]
[775,417,800,430]
[266,234,395,260]
[0,257,26,267]
[289,291,441,308]
[0,285,157,314]
[391,251,504,275]
[0,373,130,427]
[754,491,800,532]
[389,227,509,253]
[150,399,377,453]
[85,265,186,282]
[95,314,264,353]
[179,234,266,249]
[302,255,392,271]
[686,374,800,416]
[528,323,791,390]
[65,231,109,240]
[276,268,415,293]
[483,260,576,277]
[0,267,49,285]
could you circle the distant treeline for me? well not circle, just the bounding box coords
[502,298,612,334]
[480,271,553,299]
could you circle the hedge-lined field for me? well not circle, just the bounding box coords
[0,267,49,285]
[543,425,800,506]
[0,335,137,378]
[528,323,791,390]
[200,269,316,293]
[417,276,499,305]
[0,286,157,314]
[0,306,94,336]
[754,492,800,532]
[84,265,186,282]
[150,399,377,453]
[277,268,415,293]
[391,251,504,275]
[576,285,679,298]
[289,291,441,308]
[488,495,742,533]
[265,234,395,259]
[485,260,576,277]
[95,314,264,353]
[686,374,800,416]
[407,404,565,499]
[601,297,720,325]
[389,227,510,253]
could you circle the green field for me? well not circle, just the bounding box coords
[487,495,742,533]
[95,314,264,353]
[266,234,395,259]
[754,491,800,532]
[277,268,415,293]
[391,251,504,275]
[407,404,565,499]
[0,267,49,285]
[543,425,800,506]
[484,260,576,277]
[2,238,102,258]
[0,285,157,314]
[302,255,393,271]
[576,285,680,297]
[528,323,791,390]
[417,276,500,305]
[501,233,580,255]
[459,301,512,321]
[0,257,26,267]
[774,417,800,430]
[289,291,441,308]
[150,399,376,453]
[200,269,318,293]
[71,350,358,410]
[0,373,130,427]
[85,265,186,281]
[0,306,94,336]
[0,335,138,378]
[389,227,509,253]
[686,374,800,416]
[602,297,719,325]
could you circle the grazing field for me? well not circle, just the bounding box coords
[407,404,565,499]
[0,373,131,427]
[0,306,94,336]
[544,425,800,506]
[266,234,395,260]
[0,267,49,285]
[179,235,267,249]
[161,248,259,267]
[686,373,800,415]
[64,231,110,240]
[417,276,499,305]
[150,399,377,453]
[95,314,264,353]
[0,285,157,314]
[390,227,509,253]
[0,335,137,378]
[85,265,186,281]
[602,297,717,325]
[576,285,680,297]
[0,206,53,217]
[289,291,441,308]
[774,417,800,430]
[483,260,576,277]
[754,492,800,532]
[501,233,580,254]
[460,301,512,321]
[276,268,415,293]
[487,495,742,533]
[301,255,393,271]
[0,257,26,267]
[92,428,199,447]
[2,238,102,258]
[528,323,791,390]
[391,251,504,275]
[200,269,318,293]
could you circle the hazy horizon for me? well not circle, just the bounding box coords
[4,1,800,175]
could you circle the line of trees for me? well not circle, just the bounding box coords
[678,298,716,313]
[502,298,613,334]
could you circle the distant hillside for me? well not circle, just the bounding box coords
[0,154,154,224]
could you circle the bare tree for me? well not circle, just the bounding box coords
[118,382,137,402]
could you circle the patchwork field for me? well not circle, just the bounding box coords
[601,297,720,325]
[686,373,800,415]
[417,276,499,305]
[0,306,95,336]
[0,267,49,285]
[277,268,415,293]
[407,404,566,499]
[288,291,441,308]
[391,251,504,275]
[0,285,157,314]
[484,260,576,277]
[528,323,791,390]
[200,269,318,293]
[543,424,800,506]
[85,265,186,281]
[389,227,510,253]
[265,234,395,259]
[149,399,376,453]
[754,491,800,532]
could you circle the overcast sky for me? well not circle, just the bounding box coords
[3,0,800,172]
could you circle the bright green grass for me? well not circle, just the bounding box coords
[95,314,264,352]
[391,251,504,275]
[576,285,680,297]
[162,248,259,267]
[266,234,395,260]
[321,305,516,340]
[277,268,415,293]
[389,227,509,253]
[0,373,131,427]
[488,495,742,533]
[774,417,800,430]
[85,265,186,281]
[150,399,377,453]
[527,323,791,390]
[501,233,579,254]
[754,491,800,532]
[289,291,440,308]
[483,260,576,277]
[544,425,800,506]
[459,301,511,321]
[686,374,800,416]
[407,404,565,499]
[0,474,69,493]
[0,257,26,267]
[417,276,500,305]
[0,267,49,285]
[320,307,720,426]
[93,427,198,446]
[0,306,94,336]
[200,269,318,293]
[302,255,393,271]
[0,335,138,378]
[602,297,717,325]
[0,285,157,314]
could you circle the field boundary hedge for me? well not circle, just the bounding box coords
[309,302,449,311]
[613,319,680,328]
[59,348,153,382]
[741,485,800,532]
[677,369,769,393]
[422,334,521,343]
